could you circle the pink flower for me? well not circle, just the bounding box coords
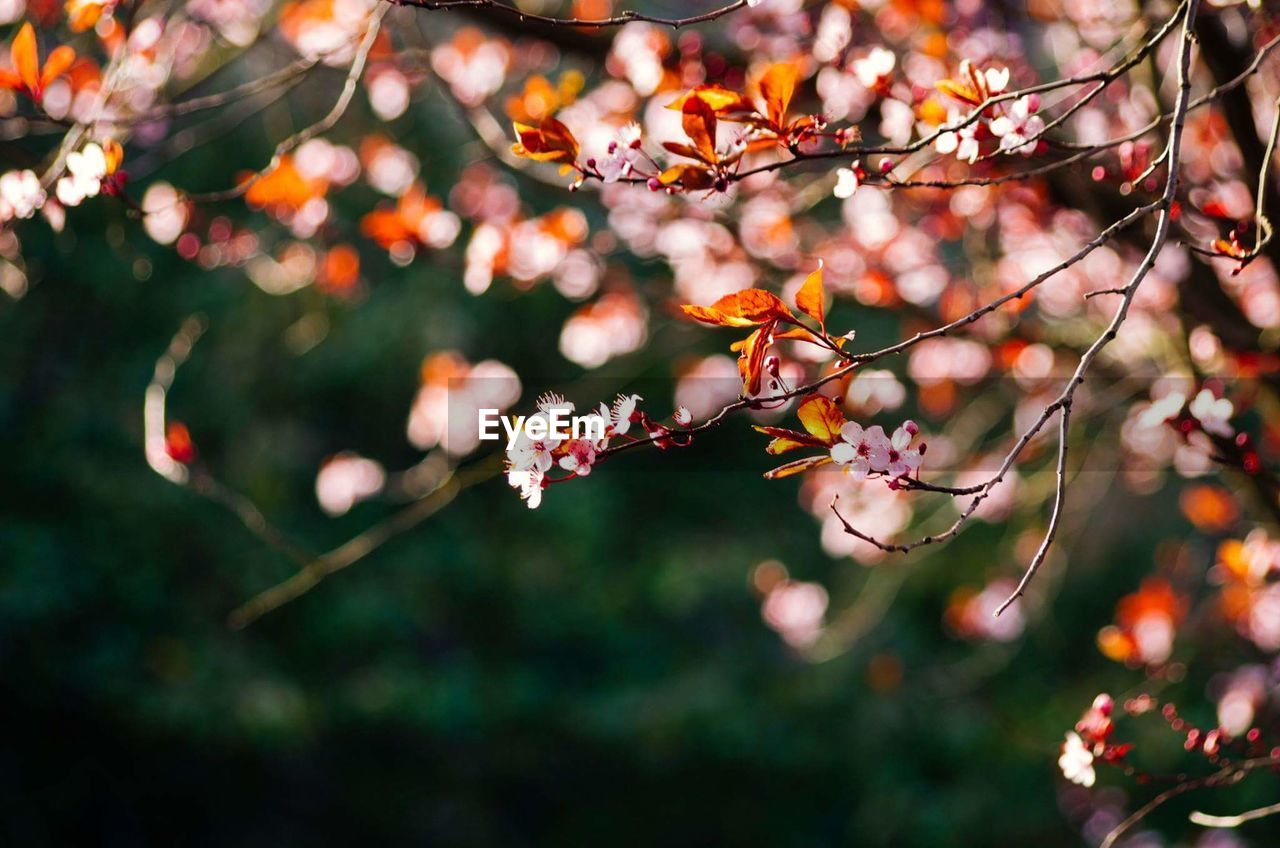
[852,47,895,89]
[830,422,890,479]
[1058,732,1096,787]
[1189,388,1233,437]
[990,95,1045,156]
[506,393,573,473]
[596,123,644,183]
[935,109,981,163]
[507,466,545,509]
[558,438,598,476]
[611,393,642,435]
[834,163,860,198]
[884,423,923,478]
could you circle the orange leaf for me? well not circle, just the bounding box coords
[738,325,774,396]
[796,394,845,444]
[773,326,824,345]
[681,96,718,164]
[658,164,714,190]
[680,288,795,327]
[758,62,799,128]
[666,85,754,115]
[360,208,412,247]
[795,261,824,326]
[764,455,833,479]
[40,44,75,88]
[1214,238,1246,259]
[511,117,579,164]
[753,425,826,454]
[661,141,709,164]
[935,79,974,104]
[12,23,38,93]
[101,137,123,173]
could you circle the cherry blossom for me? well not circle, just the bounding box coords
[884,422,923,478]
[833,164,861,199]
[557,437,599,476]
[506,394,572,476]
[851,47,894,90]
[1188,388,1233,437]
[830,422,889,479]
[593,123,645,183]
[610,393,642,435]
[0,169,44,221]
[55,142,108,207]
[934,110,981,163]
[1058,732,1096,787]
[506,466,545,509]
[990,95,1045,157]
[315,453,386,516]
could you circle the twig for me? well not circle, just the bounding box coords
[1189,800,1280,828]
[183,3,390,204]
[144,315,316,567]
[1101,755,1280,848]
[228,455,500,628]
[994,0,1202,614]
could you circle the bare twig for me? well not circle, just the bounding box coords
[228,455,500,628]
[994,0,1202,614]
[183,3,390,204]
[1102,755,1280,848]
[824,0,1201,609]
[145,315,316,567]
[1189,800,1280,828]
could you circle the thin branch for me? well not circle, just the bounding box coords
[828,0,1200,598]
[1101,755,1280,848]
[995,0,1201,614]
[145,315,316,567]
[182,3,390,204]
[1189,800,1280,828]
[228,456,500,628]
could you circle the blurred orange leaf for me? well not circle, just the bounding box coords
[0,23,74,100]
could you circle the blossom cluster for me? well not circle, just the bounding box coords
[504,392,688,509]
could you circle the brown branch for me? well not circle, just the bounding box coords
[995,0,1201,614]
[145,315,316,568]
[1101,755,1280,848]
[826,0,1200,603]
[228,455,500,628]
[181,3,390,204]
[1189,800,1280,828]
